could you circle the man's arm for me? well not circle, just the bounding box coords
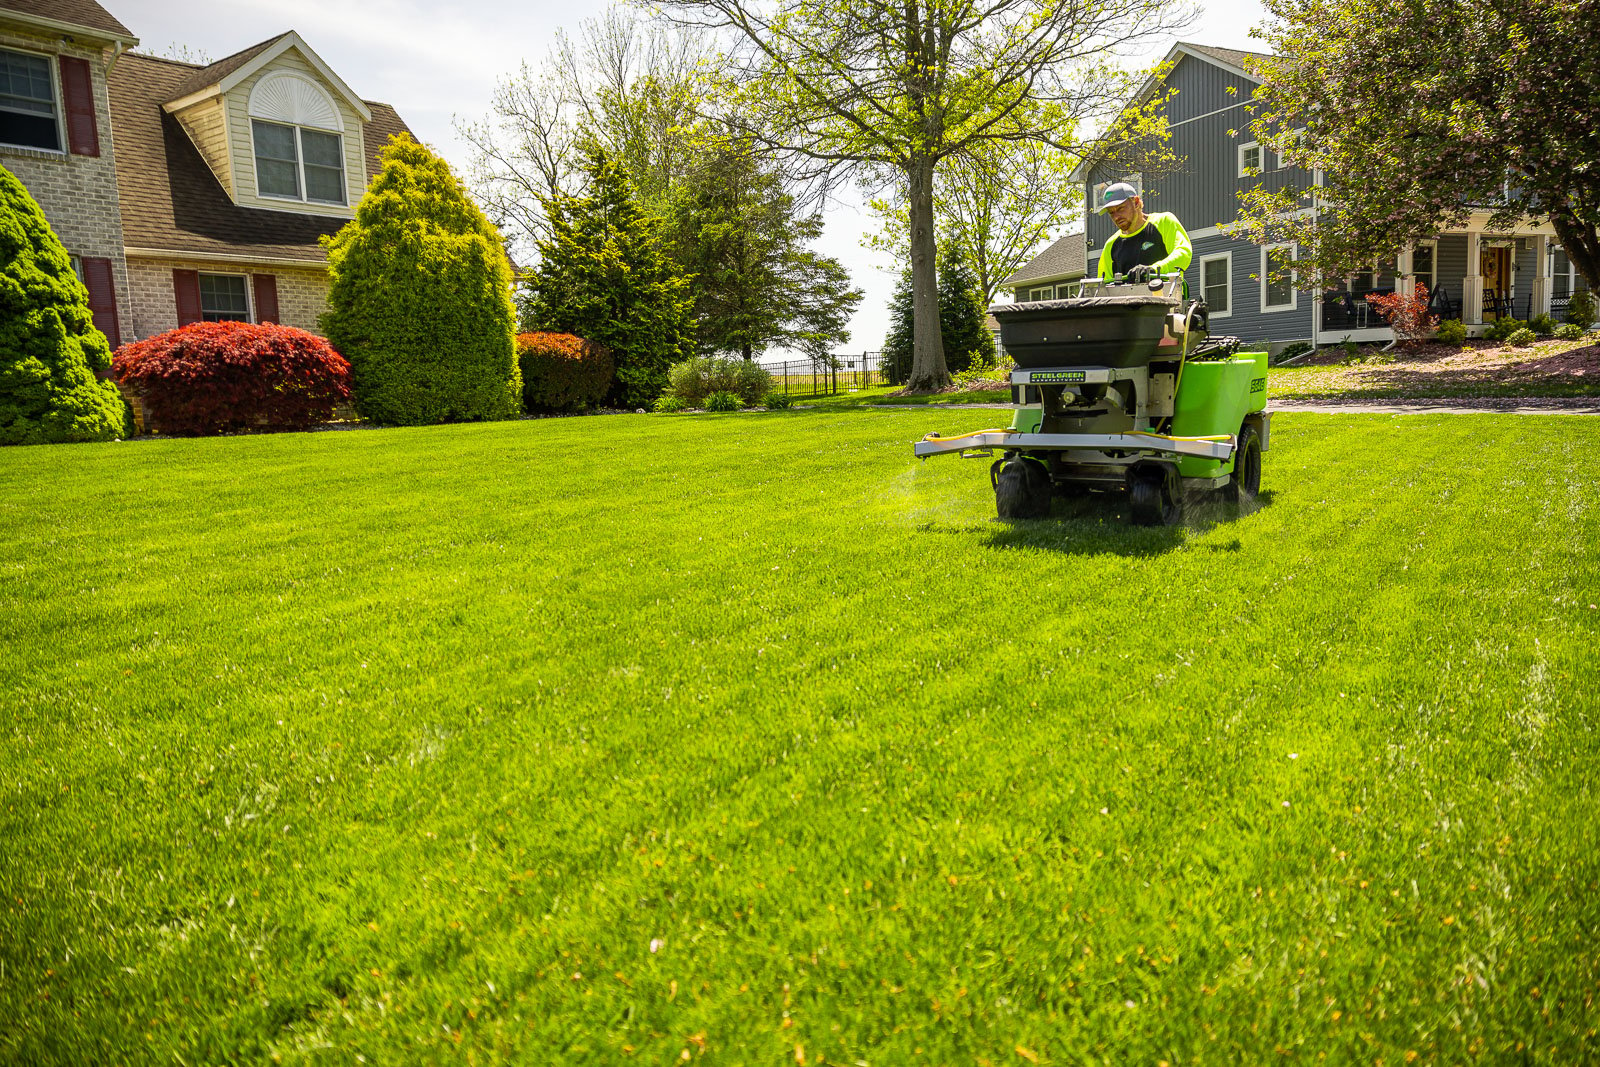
[1097,239,1116,281]
[1153,214,1192,273]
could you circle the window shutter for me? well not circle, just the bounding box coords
[252,274,280,324]
[80,257,121,346]
[59,56,100,158]
[173,269,202,326]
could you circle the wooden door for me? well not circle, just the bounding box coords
[1481,246,1511,318]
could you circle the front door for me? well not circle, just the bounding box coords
[1481,246,1511,318]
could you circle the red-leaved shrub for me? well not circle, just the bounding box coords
[112,322,352,435]
[516,332,614,413]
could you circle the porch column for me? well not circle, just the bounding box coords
[1463,232,1483,324]
[1397,247,1415,301]
[1531,234,1551,318]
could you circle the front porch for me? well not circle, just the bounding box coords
[1315,217,1588,342]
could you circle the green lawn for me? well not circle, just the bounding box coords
[790,384,1010,408]
[3,410,1598,1063]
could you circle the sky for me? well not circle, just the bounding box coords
[111,0,1272,357]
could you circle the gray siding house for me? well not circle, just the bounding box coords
[1072,43,1591,349]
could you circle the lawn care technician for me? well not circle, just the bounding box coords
[1095,182,1192,283]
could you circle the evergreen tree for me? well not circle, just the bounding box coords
[881,268,915,385]
[0,164,126,444]
[937,242,995,375]
[523,148,692,407]
[881,244,994,385]
[668,138,861,361]
[321,135,520,425]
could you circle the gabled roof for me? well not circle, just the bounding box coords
[0,0,136,44]
[1070,41,1273,184]
[160,31,373,123]
[110,51,412,264]
[1003,232,1086,287]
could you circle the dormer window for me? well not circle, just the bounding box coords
[247,71,347,207]
[251,119,345,204]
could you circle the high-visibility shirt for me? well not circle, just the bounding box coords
[1096,212,1193,280]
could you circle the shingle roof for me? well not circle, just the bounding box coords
[165,33,292,103]
[1002,232,1086,287]
[1179,42,1273,77]
[109,51,413,263]
[0,0,134,40]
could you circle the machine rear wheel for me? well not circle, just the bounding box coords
[1225,423,1262,504]
[1129,467,1180,526]
[995,457,1052,519]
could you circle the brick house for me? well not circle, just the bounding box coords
[1,0,411,346]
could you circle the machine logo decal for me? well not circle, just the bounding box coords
[1030,371,1087,383]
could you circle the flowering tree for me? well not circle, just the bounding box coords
[1235,0,1600,290]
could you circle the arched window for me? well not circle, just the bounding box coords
[247,72,346,205]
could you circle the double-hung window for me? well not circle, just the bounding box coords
[1262,244,1296,311]
[1200,254,1231,317]
[0,48,61,152]
[252,119,346,205]
[199,273,249,322]
[1411,243,1436,293]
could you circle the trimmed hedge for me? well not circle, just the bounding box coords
[516,332,614,412]
[112,321,351,435]
[0,162,127,444]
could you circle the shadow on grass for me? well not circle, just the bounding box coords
[918,490,1277,558]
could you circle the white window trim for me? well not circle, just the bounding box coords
[1260,242,1298,313]
[1237,141,1262,178]
[1199,252,1232,319]
[198,271,254,323]
[252,119,347,207]
[0,44,67,156]
[1410,239,1438,293]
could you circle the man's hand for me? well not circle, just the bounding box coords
[1126,264,1156,283]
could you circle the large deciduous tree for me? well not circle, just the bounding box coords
[1239,0,1600,288]
[522,148,693,408]
[652,0,1189,392]
[668,137,862,361]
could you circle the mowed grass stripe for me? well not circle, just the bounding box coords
[2,410,1597,1062]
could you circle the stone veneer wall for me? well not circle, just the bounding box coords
[124,256,331,342]
[0,27,134,340]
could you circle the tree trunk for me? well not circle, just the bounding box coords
[1551,208,1600,293]
[904,155,949,392]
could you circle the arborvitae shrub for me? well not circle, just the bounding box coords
[516,332,613,412]
[0,163,127,444]
[112,321,351,434]
[320,135,520,425]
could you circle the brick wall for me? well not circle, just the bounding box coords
[0,27,134,340]
[125,256,331,342]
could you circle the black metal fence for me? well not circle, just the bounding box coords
[760,352,886,396]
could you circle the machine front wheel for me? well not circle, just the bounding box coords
[1129,466,1180,526]
[1225,423,1262,504]
[995,456,1052,519]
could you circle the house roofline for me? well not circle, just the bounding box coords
[161,31,372,123]
[0,8,137,49]
[1070,42,1264,184]
[125,246,328,269]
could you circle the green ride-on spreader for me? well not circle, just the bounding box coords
[914,272,1271,525]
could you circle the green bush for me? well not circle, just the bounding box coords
[0,163,127,444]
[762,390,792,410]
[1274,341,1313,364]
[703,390,741,412]
[1504,327,1536,347]
[1484,317,1526,342]
[1554,322,1583,341]
[652,394,685,413]
[320,136,520,426]
[1340,337,1360,359]
[1434,319,1467,346]
[1567,290,1597,330]
[667,356,769,405]
[1528,312,1557,337]
[516,332,613,413]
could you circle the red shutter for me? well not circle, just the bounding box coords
[59,56,100,158]
[80,257,121,346]
[252,273,279,324]
[173,269,202,326]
